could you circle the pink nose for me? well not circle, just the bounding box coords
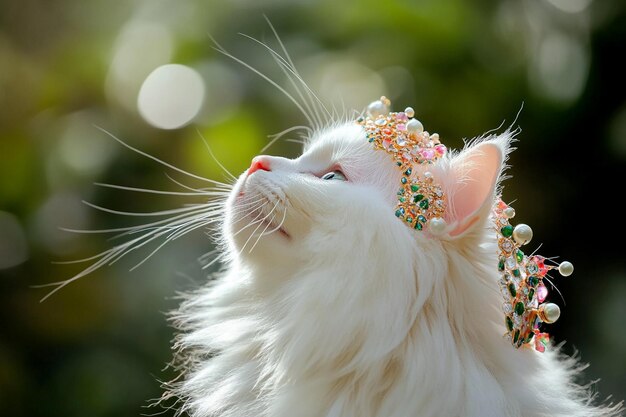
[248,156,271,175]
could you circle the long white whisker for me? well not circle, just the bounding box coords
[261,125,310,154]
[239,32,324,130]
[94,182,229,197]
[248,213,276,254]
[248,202,287,254]
[164,173,231,193]
[239,199,279,254]
[231,200,271,238]
[263,16,333,124]
[237,200,278,254]
[94,126,229,187]
[239,33,320,130]
[209,36,315,129]
[81,200,208,217]
[195,129,238,182]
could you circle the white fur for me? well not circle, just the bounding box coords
[169,123,622,417]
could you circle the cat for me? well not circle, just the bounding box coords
[51,32,622,417]
[162,116,622,417]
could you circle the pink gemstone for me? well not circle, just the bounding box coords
[382,128,393,136]
[396,112,408,122]
[420,149,435,160]
[396,123,406,131]
[435,144,447,156]
[532,256,548,277]
[382,139,391,150]
[536,283,548,302]
[498,200,508,210]
[534,333,549,353]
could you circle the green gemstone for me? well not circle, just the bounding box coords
[419,199,429,210]
[501,225,514,238]
[401,177,408,184]
[516,250,524,263]
[505,316,514,331]
[528,288,535,300]
[513,269,520,277]
[397,188,404,196]
[413,194,424,202]
[508,283,516,297]
[368,137,374,143]
[527,276,539,287]
[357,116,364,123]
[415,222,423,231]
[418,215,427,223]
[399,197,406,203]
[410,184,420,192]
[515,302,525,316]
[513,329,520,343]
[396,161,402,166]
[395,209,404,218]
[406,216,413,223]
[498,258,505,271]
[526,332,534,343]
[404,168,412,176]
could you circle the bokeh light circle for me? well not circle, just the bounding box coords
[138,64,205,129]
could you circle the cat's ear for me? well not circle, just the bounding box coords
[438,134,511,239]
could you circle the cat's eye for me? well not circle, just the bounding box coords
[321,170,347,181]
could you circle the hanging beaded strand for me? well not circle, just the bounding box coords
[493,198,574,351]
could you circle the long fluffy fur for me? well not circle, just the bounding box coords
[165,124,622,417]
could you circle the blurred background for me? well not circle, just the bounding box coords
[1,0,625,416]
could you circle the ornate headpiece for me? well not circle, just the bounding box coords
[357,97,574,352]
[356,96,448,234]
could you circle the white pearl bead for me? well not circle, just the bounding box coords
[513,223,533,245]
[541,303,561,324]
[367,100,388,118]
[429,217,447,235]
[503,207,516,218]
[406,118,424,133]
[404,107,415,118]
[558,261,574,277]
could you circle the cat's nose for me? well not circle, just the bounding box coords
[248,156,272,175]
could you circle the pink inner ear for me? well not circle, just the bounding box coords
[448,143,502,237]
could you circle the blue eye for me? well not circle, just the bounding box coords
[321,170,347,181]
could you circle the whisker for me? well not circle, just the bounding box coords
[240,33,320,130]
[231,200,271,238]
[81,200,208,217]
[195,129,238,182]
[94,126,229,187]
[264,16,333,124]
[239,199,279,254]
[261,125,311,154]
[164,173,231,193]
[94,182,229,197]
[209,36,316,129]
[248,212,277,254]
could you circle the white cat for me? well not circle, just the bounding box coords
[164,118,622,417]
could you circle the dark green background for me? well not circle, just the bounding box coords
[1,1,625,416]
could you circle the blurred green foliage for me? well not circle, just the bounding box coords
[1,0,625,416]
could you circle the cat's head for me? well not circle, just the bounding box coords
[219,105,512,369]
[225,110,511,282]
